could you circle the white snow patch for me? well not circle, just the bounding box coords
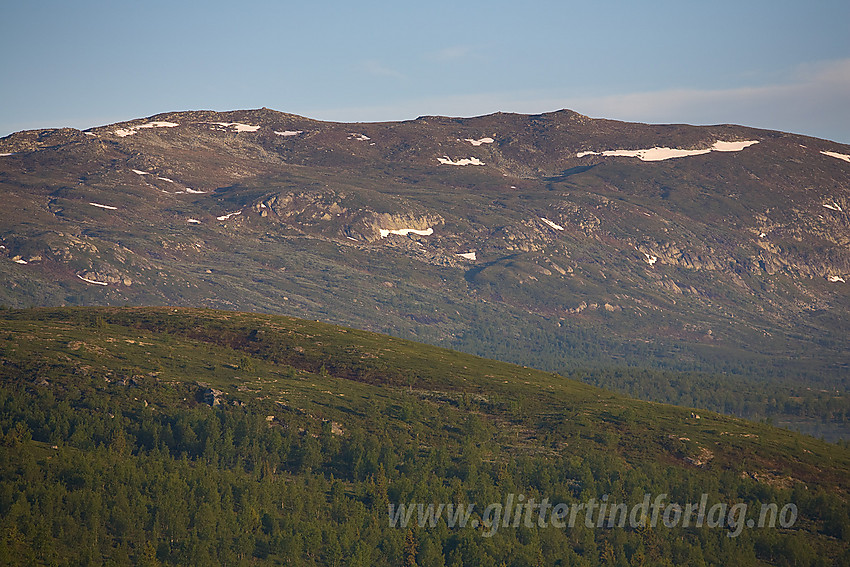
[437,156,484,166]
[274,130,303,137]
[348,133,370,141]
[0,152,15,157]
[759,232,767,238]
[131,169,150,175]
[540,218,564,231]
[157,176,174,183]
[114,121,179,137]
[379,227,434,238]
[612,147,710,160]
[821,150,850,163]
[211,122,261,133]
[13,258,28,265]
[216,211,242,221]
[77,274,108,286]
[140,121,179,129]
[828,275,846,283]
[711,140,760,152]
[89,202,118,210]
[136,120,180,128]
[184,188,207,194]
[456,252,477,260]
[464,137,494,146]
[577,140,759,162]
[823,201,843,212]
[187,218,202,224]
[346,236,358,241]
[643,252,658,265]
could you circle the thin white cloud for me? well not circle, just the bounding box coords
[427,45,476,62]
[562,59,850,142]
[358,59,406,80]
[572,59,850,119]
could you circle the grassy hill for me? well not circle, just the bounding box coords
[1,307,847,565]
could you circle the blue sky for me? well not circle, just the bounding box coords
[2,0,849,142]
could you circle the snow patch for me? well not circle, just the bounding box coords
[577,140,759,162]
[464,137,494,146]
[184,188,207,194]
[348,133,370,141]
[437,156,484,166]
[157,176,174,183]
[139,121,179,129]
[828,275,846,283]
[379,227,434,238]
[275,130,303,137]
[643,252,658,265]
[605,148,710,160]
[187,219,202,224]
[821,150,850,163]
[131,169,150,175]
[823,201,843,212]
[77,274,108,286]
[89,202,118,210]
[211,122,261,133]
[456,252,477,260]
[13,258,27,265]
[114,121,179,137]
[0,152,14,157]
[216,211,242,221]
[711,140,760,152]
[540,218,564,231]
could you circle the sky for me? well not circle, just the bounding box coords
[2,0,849,143]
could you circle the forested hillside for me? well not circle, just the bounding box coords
[1,307,848,565]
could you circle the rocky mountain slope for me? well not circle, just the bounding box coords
[1,108,848,419]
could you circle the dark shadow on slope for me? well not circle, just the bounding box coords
[545,164,598,182]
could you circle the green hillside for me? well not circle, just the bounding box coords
[1,307,847,565]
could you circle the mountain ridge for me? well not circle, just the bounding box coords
[2,108,849,436]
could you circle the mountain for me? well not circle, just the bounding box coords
[0,306,848,565]
[1,108,849,436]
